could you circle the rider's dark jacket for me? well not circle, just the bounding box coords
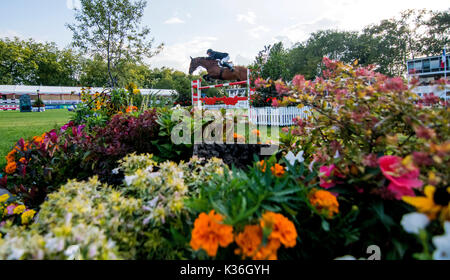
[207,50,229,60]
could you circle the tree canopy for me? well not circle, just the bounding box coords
[66,0,163,87]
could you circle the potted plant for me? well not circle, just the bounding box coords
[32,97,46,112]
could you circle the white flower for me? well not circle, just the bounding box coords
[8,247,25,260]
[334,150,340,159]
[432,221,450,260]
[401,212,430,234]
[144,165,154,173]
[308,159,317,172]
[285,151,305,167]
[143,196,159,211]
[124,175,137,186]
[148,172,161,179]
[112,168,120,174]
[64,245,81,260]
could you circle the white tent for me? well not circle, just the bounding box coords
[0,85,177,97]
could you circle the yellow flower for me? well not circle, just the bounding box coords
[13,205,26,215]
[403,185,449,221]
[0,194,9,204]
[21,209,36,224]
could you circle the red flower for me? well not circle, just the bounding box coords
[378,156,423,200]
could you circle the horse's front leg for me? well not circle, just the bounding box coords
[203,74,213,82]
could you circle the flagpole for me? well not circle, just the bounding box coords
[445,46,447,80]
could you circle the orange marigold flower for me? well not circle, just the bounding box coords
[32,136,43,144]
[253,238,281,260]
[258,160,267,172]
[233,133,245,142]
[235,224,282,260]
[5,150,16,163]
[309,189,339,218]
[190,210,234,257]
[271,164,285,177]
[260,212,297,248]
[252,129,261,137]
[126,106,138,113]
[19,157,27,164]
[5,161,17,174]
[235,225,263,258]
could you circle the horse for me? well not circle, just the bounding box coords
[188,57,248,82]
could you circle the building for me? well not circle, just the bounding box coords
[0,85,178,111]
[406,53,449,101]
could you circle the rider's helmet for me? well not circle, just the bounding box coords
[206,49,213,55]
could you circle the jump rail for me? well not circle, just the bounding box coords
[192,69,253,108]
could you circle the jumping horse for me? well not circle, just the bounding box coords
[188,57,248,82]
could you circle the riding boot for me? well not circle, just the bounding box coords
[222,62,234,72]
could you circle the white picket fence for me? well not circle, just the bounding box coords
[248,106,312,126]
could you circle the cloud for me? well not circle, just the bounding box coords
[281,17,340,43]
[234,54,252,67]
[247,26,270,39]
[237,11,257,25]
[148,37,218,72]
[272,36,294,49]
[66,0,81,10]
[164,17,185,24]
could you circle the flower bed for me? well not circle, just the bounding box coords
[0,58,448,260]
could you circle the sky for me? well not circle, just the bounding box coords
[0,0,449,73]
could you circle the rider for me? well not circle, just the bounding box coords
[206,49,234,72]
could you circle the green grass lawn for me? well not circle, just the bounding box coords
[0,109,71,169]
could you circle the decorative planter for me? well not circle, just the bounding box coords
[193,143,277,170]
[32,107,46,112]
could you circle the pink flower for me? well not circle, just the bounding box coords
[322,57,337,70]
[275,80,289,95]
[383,77,407,92]
[6,204,17,215]
[362,154,378,168]
[355,67,374,78]
[271,98,279,107]
[254,77,267,89]
[378,156,423,200]
[319,164,344,189]
[292,75,306,91]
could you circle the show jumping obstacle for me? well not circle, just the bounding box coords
[191,69,255,109]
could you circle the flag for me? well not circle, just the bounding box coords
[441,48,446,69]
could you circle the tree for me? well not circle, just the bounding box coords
[0,37,81,86]
[422,9,450,55]
[254,42,290,81]
[66,0,163,88]
[79,54,109,87]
